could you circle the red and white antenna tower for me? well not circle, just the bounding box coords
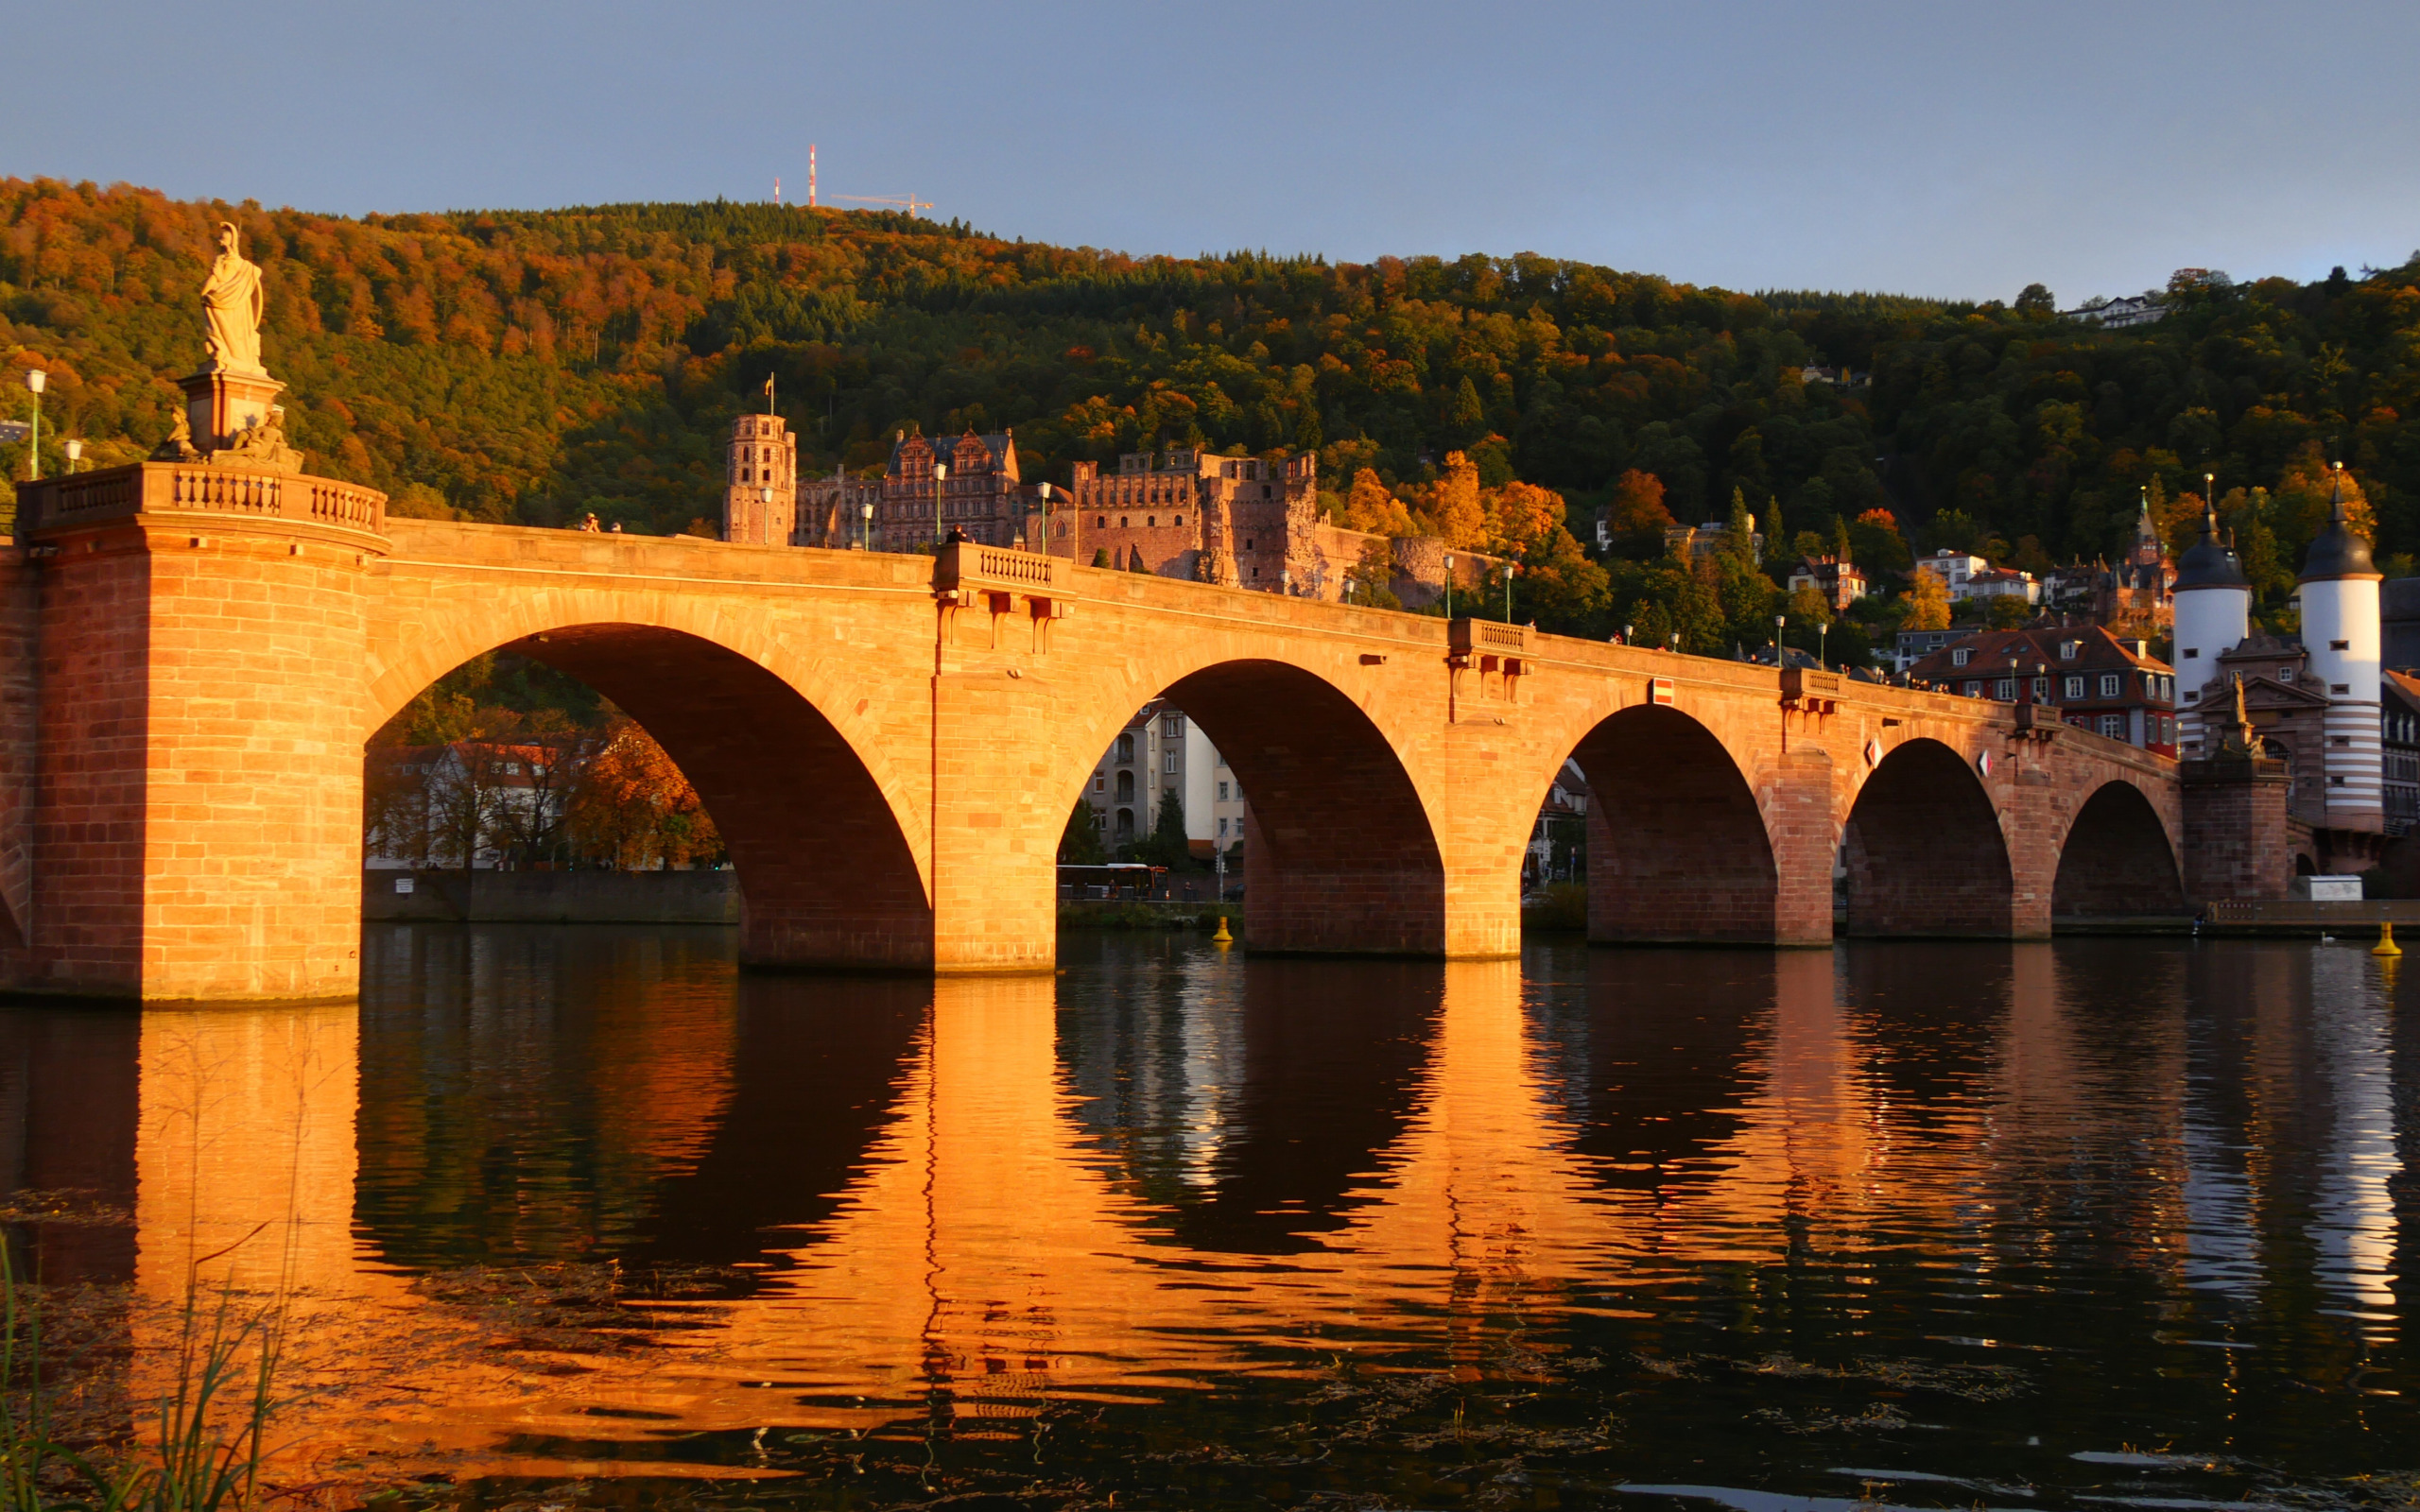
[773,176,782,206]
[809,145,818,208]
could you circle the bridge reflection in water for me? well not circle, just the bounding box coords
[0,929,2406,1497]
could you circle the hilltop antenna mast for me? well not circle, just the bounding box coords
[773,176,781,206]
[809,145,817,208]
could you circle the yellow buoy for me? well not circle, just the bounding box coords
[1210,915,1234,945]
[2374,921,2402,957]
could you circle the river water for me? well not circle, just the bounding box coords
[1,928,2411,1511]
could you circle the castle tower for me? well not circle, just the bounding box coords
[724,412,798,545]
[2297,469,2383,830]
[2173,503,2250,754]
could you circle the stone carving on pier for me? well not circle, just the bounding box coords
[148,404,200,462]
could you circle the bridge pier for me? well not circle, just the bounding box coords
[928,665,1060,974]
[4,486,384,1003]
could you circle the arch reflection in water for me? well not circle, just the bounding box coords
[0,930,2408,1498]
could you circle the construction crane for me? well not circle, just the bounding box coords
[830,194,933,216]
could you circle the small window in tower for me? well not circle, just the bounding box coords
[2331,639,2350,650]
[2279,667,2295,681]
[1244,538,1254,550]
[1097,517,1105,529]
[1263,485,1272,499]
[1120,516,1130,527]
[1147,516,1155,527]
[2333,683,2350,695]
[1173,514,1184,526]
[2183,647,2198,658]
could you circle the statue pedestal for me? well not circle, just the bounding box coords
[181,369,283,453]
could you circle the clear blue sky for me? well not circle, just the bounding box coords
[9,1,2415,304]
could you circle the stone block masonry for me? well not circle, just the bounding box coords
[5,463,2191,1003]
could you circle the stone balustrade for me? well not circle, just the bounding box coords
[15,462,388,540]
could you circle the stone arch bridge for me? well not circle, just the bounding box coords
[0,467,2182,1003]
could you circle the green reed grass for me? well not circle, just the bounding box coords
[0,1240,283,1512]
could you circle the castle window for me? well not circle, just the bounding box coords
[2279,667,2295,681]
[1097,517,1106,529]
[1121,517,1130,527]
[1173,515,1184,526]
[1148,516,1155,527]
[1244,539,1254,551]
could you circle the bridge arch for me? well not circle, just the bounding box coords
[1054,656,1446,954]
[2052,780,2186,921]
[1560,705,1780,944]
[369,617,932,971]
[1840,738,2015,936]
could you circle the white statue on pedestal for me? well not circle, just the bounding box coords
[200,222,266,376]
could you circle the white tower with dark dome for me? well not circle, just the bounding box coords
[2172,502,2250,755]
[2296,467,2383,829]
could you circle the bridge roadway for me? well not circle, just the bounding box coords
[0,464,2182,1003]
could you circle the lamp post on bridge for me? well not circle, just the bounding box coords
[1775,612,1786,663]
[862,498,873,552]
[22,369,43,481]
[932,460,947,548]
[1036,481,1052,555]
[64,438,82,474]
[1505,561,1516,621]
[1443,553,1454,618]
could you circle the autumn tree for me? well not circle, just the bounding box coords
[1341,467,1417,537]
[1423,452,1487,549]
[1599,470,1672,560]
[1905,568,1952,630]
[562,716,722,870]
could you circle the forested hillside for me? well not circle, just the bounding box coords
[7,177,2420,650]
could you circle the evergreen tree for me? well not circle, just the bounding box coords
[1136,789,1189,869]
[1061,798,1106,865]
